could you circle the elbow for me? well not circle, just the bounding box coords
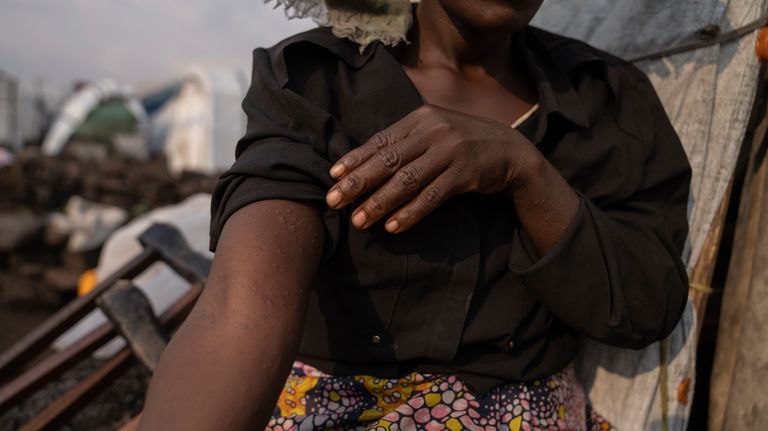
[590,270,689,349]
[585,321,665,350]
[611,313,684,350]
[647,273,690,345]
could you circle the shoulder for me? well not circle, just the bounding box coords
[253,27,375,89]
[267,26,366,62]
[528,26,666,141]
[527,26,659,122]
[528,26,649,86]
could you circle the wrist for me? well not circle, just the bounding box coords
[506,146,545,199]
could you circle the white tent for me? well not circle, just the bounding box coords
[149,68,249,176]
[16,80,67,146]
[0,68,18,148]
[0,71,66,149]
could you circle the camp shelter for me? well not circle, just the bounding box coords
[71,99,140,144]
[0,72,67,150]
[11,79,68,148]
[15,80,66,147]
[41,79,147,159]
[138,81,182,156]
[0,68,18,149]
[533,0,768,430]
[140,67,249,176]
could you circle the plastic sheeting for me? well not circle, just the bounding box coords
[532,1,767,429]
[48,196,129,253]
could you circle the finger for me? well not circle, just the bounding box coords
[329,129,406,180]
[329,106,429,179]
[351,153,447,229]
[327,133,428,210]
[383,170,460,233]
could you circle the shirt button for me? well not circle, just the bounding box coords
[372,335,382,344]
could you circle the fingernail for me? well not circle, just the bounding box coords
[330,164,345,178]
[385,220,400,233]
[326,190,342,208]
[352,211,367,228]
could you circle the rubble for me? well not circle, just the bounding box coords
[0,146,217,351]
[0,147,14,169]
[0,147,217,213]
[0,212,44,252]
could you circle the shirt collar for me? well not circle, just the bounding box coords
[516,27,603,142]
[272,25,604,143]
[269,27,378,87]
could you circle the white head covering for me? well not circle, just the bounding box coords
[266,0,413,51]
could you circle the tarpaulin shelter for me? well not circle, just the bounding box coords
[41,79,147,157]
[532,0,768,429]
[71,100,140,145]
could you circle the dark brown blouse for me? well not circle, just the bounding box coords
[210,25,691,395]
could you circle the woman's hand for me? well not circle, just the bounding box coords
[325,104,543,233]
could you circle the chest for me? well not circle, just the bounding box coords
[404,66,538,126]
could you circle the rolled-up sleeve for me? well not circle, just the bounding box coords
[209,48,340,259]
[509,70,691,349]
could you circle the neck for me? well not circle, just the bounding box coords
[403,0,514,77]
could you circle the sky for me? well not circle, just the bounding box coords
[0,0,315,88]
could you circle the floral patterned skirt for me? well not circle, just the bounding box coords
[267,361,613,431]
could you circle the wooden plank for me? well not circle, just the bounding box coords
[0,249,157,382]
[689,185,731,338]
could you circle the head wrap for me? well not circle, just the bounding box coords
[266,0,413,51]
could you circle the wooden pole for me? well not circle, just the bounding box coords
[708,93,768,430]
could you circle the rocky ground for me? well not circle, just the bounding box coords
[0,147,216,430]
[0,359,151,431]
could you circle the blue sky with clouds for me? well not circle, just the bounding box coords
[0,0,315,86]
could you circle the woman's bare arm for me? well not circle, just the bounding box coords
[138,199,325,431]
